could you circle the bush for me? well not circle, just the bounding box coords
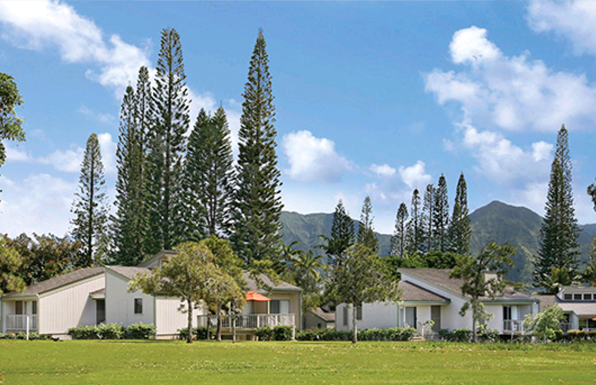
[295,327,416,342]
[478,325,499,343]
[273,326,293,341]
[195,326,216,340]
[68,325,99,340]
[97,323,125,340]
[125,323,155,340]
[255,326,274,341]
[439,328,473,342]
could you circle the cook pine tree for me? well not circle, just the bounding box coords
[390,203,408,257]
[71,133,108,267]
[433,175,450,252]
[406,189,424,255]
[231,29,283,266]
[533,126,581,293]
[449,173,471,255]
[357,196,378,252]
[319,200,355,266]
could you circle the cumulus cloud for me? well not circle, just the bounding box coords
[282,130,351,182]
[0,0,150,96]
[527,0,596,57]
[425,26,596,132]
[78,105,116,126]
[97,133,117,176]
[398,161,432,190]
[0,173,75,237]
[370,164,396,178]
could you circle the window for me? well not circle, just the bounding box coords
[503,306,512,320]
[564,293,572,300]
[343,307,348,326]
[15,301,23,315]
[356,305,362,320]
[270,300,290,314]
[574,294,582,301]
[405,307,417,328]
[31,301,37,315]
[584,293,593,301]
[134,298,143,314]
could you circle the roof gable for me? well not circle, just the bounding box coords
[2,267,104,297]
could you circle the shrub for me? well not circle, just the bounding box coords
[478,325,500,343]
[439,328,473,342]
[68,325,99,340]
[296,327,416,342]
[273,326,293,341]
[125,323,155,340]
[97,323,125,340]
[195,326,216,340]
[255,326,274,341]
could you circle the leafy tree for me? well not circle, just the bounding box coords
[288,249,324,315]
[71,133,108,267]
[111,86,145,265]
[523,305,565,342]
[450,241,514,342]
[406,189,424,255]
[276,240,301,275]
[145,28,190,252]
[533,126,581,293]
[588,179,596,212]
[130,242,234,343]
[231,29,283,266]
[582,237,596,285]
[199,236,246,341]
[319,200,354,266]
[390,203,408,257]
[357,196,378,252]
[449,173,471,255]
[422,184,435,253]
[9,233,82,285]
[433,175,449,252]
[425,250,457,269]
[0,235,25,294]
[0,73,26,186]
[326,243,399,343]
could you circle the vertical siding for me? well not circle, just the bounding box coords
[269,292,301,329]
[38,275,105,335]
[104,270,154,327]
[155,297,205,337]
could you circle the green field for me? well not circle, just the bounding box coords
[1,340,596,384]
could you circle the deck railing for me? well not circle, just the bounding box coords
[5,315,38,331]
[197,314,295,330]
[503,319,525,333]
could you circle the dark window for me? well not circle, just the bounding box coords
[574,294,582,301]
[503,306,512,320]
[270,300,280,314]
[134,298,143,314]
[564,294,572,300]
[96,300,105,324]
[584,294,592,301]
[356,305,362,320]
[343,307,348,326]
[317,323,322,329]
[31,301,37,315]
[15,301,23,315]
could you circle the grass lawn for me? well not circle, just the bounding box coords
[1,340,596,384]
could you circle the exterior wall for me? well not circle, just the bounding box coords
[155,296,204,338]
[485,305,503,331]
[105,269,154,328]
[269,292,301,329]
[38,274,104,335]
[303,313,333,330]
[336,302,399,332]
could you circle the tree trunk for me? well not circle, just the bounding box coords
[472,307,477,343]
[352,303,358,344]
[216,302,222,341]
[187,299,193,344]
[231,302,236,344]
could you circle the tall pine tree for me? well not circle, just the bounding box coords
[533,126,581,293]
[71,133,108,267]
[319,200,355,266]
[406,189,424,255]
[357,196,378,252]
[422,184,435,253]
[449,173,471,255]
[231,29,283,266]
[433,175,449,252]
[145,28,190,252]
[390,203,408,257]
[111,86,145,265]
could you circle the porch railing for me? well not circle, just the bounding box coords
[5,315,38,331]
[503,319,525,333]
[197,314,295,329]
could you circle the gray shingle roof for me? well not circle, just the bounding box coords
[106,266,151,280]
[2,267,104,297]
[310,307,335,322]
[242,271,302,294]
[398,281,450,302]
[399,268,536,302]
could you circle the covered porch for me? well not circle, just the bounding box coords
[1,298,38,333]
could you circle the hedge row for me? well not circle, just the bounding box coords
[178,326,216,340]
[438,327,500,343]
[255,326,293,341]
[0,332,51,340]
[556,330,596,342]
[296,327,417,341]
[67,323,156,340]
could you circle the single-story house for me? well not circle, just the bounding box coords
[533,285,596,332]
[1,250,302,339]
[336,268,539,336]
[304,307,335,330]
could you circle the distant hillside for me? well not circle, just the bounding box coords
[279,201,596,284]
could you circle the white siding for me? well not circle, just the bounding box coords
[38,274,104,335]
[336,302,399,332]
[104,269,154,327]
[155,297,205,337]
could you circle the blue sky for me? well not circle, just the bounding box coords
[1,0,596,237]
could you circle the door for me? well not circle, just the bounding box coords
[431,306,441,332]
[96,300,105,325]
[405,307,417,328]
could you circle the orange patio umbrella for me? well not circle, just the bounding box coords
[245,291,270,302]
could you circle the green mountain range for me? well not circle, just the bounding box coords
[279,200,596,284]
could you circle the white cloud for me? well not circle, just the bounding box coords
[0,173,75,237]
[4,142,32,162]
[78,105,116,126]
[97,133,117,176]
[38,145,84,173]
[370,163,396,178]
[0,0,150,96]
[282,130,351,182]
[527,0,596,57]
[425,26,596,132]
[398,161,432,190]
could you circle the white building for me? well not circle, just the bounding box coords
[534,286,596,332]
[336,268,539,336]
